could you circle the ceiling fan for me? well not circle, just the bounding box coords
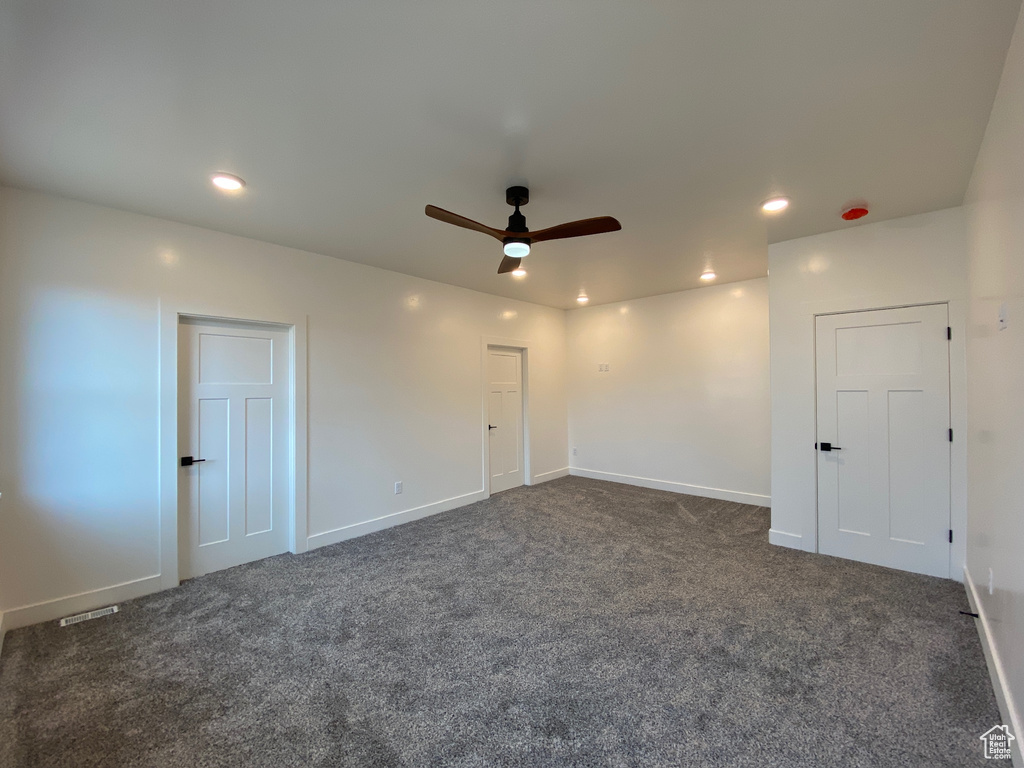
[425,186,621,274]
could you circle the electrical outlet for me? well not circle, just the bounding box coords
[572,447,578,456]
[394,481,403,495]
[988,567,994,596]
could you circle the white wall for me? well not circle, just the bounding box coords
[963,2,1024,755]
[0,187,568,629]
[566,278,770,506]
[767,207,969,576]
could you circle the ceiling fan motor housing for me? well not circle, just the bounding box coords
[505,186,530,243]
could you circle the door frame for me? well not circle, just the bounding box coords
[158,303,308,590]
[811,301,954,577]
[481,337,532,496]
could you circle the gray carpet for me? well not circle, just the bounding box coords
[0,477,999,767]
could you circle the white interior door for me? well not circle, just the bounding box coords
[815,304,951,577]
[487,347,524,494]
[178,318,291,578]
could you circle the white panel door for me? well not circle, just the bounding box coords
[179,318,290,578]
[487,348,524,494]
[815,305,950,577]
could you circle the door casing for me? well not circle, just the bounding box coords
[158,306,308,590]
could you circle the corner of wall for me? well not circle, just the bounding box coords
[530,467,570,485]
[0,610,7,658]
[965,566,1024,767]
[0,575,163,637]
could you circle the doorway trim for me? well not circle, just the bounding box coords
[158,302,308,590]
[811,301,956,578]
[481,336,532,496]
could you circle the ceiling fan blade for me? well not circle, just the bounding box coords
[529,216,621,243]
[425,205,507,241]
[497,255,522,274]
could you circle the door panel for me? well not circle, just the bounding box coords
[815,304,950,577]
[835,322,922,376]
[503,393,521,474]
[488,390,504,481]
[835,389,870,535]
[179,318,290,578]
[197,398,229,546]
[887,390,928,544]
[245,397,274,536]
[199,333,273,384]
[487,348,524,494]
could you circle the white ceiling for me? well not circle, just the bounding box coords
[0,1,1018,308]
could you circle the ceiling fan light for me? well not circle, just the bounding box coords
[503,240,531,259]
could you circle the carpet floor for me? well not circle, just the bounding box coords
[0,477,999,767]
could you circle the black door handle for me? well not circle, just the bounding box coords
[488,425,497,430]
[819,442,842,452]
[180,456,207,466]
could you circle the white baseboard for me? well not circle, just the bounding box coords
[569,467,770,507]
[529,467,570,485]
[965,565,1023,767]
[306,489,488,550]
[769,528,803,549]
[0,574,164,639]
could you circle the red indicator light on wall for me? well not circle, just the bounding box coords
[842,206,869,221]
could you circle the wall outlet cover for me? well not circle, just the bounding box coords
[394,481,403,494]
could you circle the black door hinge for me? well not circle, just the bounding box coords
[949,428,953,442]
[949,529,953,544]
[947,326,952,340]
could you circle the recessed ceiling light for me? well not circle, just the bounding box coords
[700,270,716,281]
[762,196,789,213]
[211,173,245,191]
[511,268,527,278]
[577,291,589,304]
